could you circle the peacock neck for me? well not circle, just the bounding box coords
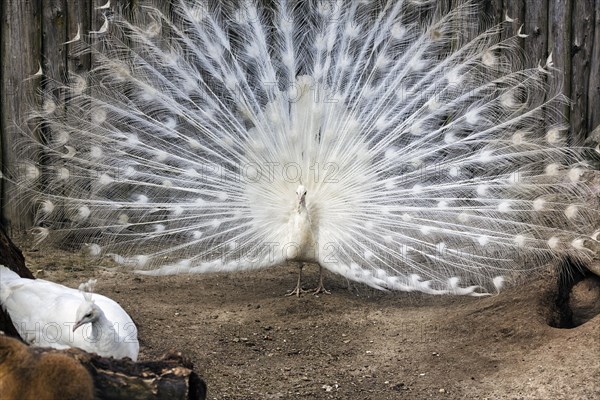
[288,198,316,261]
[296,202,308,215]
[90,312,118,348]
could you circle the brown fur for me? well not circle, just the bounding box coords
[0,335,94,400]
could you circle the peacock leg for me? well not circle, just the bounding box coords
[313,265,331,295]
[285,262,308,297]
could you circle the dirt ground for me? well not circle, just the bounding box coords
[15,238,600,400]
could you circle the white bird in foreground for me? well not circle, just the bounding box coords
[0,265,139,361]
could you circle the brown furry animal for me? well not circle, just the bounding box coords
[0,334,94,400]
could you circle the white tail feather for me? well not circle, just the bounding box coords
[11,0,600,296]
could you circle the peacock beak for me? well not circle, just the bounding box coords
[73,320,84,332]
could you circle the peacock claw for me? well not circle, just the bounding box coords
[285,285,308,297]
[313,267,330,295]
[313,286,331,295]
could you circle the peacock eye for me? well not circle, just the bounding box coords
[85,313,92,318]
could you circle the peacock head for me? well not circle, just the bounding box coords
[73,300,101,332]
[296,185,307,207]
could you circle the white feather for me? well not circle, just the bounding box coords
[0,265,138,360]
[12,0,599,296]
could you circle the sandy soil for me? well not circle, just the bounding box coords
[16,239,600,400]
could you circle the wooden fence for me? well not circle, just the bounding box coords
[1,0,599,230]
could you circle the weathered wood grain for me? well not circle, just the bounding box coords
[43,0,67,83]
[548,0,573,128]
[482,0,505,26]
[570,0,594,144]
[66,0,92,74]
[587,0,600,133]
[524,0,549,64]
[0,0,42,231]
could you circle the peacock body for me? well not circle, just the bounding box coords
[15,0,600,295]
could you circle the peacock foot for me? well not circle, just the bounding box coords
[313,266,331,295]
[312,282,331,296]
[285,284,309,297]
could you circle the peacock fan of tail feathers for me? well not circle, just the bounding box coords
[12,0,600,296]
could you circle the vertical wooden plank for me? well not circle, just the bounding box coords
[0,2,4,225]
[570,0,594,144]
[40,0,69,224]
[66,0,92,75]
[0,0,42,231]
[548,0,573,129]
[523,1,549,63]
[481,0,505,26]
[588,0,600,135]
[522,2,550,136]
[504,0,525,45]
[43,0,68,83]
